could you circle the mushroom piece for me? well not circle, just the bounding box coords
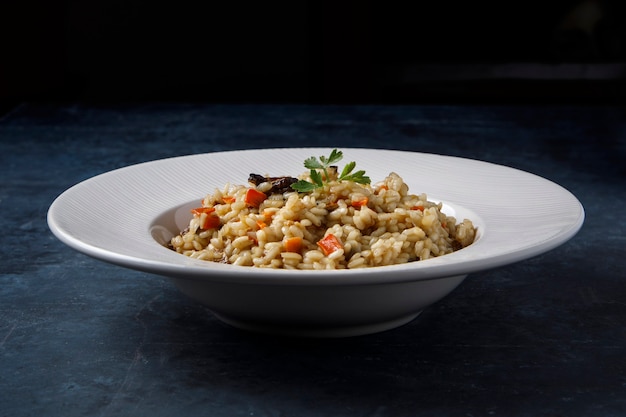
[248,174,299,194]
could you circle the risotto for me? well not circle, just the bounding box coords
[169,150,476,269]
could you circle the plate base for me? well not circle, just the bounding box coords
[212,311,422,338]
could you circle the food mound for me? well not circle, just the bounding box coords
[169,150,476,269]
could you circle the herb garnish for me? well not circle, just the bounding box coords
[291,149,371,193]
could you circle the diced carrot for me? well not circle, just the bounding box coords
[351,197,368,208]
[222,196,236,204]
[317,233,343,256]
[284,236,303,253]
[411,205,425,211]
[244,188,267,208]
[256,220,267,229]
[191,206,216,216]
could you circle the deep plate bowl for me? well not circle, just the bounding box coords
[47,148,584,337]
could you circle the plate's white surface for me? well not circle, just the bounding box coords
[48,148,584,337]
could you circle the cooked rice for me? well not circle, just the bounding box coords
[169,171,476,269]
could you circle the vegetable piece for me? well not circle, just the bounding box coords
[222,196,236,204]
[284,236,303,253]
[292,178,318,193]
[411,205,425,211]
[338,161,369,184]
[244,188,267,207]
[248,174,299,194]
[201,213,221,230]
[292,149,370,193]
[351,197,368,208]
[317,233,343,256]
[191,207,216,216]
[191,207,220,229]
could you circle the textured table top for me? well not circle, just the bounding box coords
[1,103,625,417]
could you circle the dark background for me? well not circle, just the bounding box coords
[2,0,626,112]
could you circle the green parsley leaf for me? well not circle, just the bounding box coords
[303,156,323,170]
[339,161,356,179]
[291,149,370,193]
[321,149,343,166]
[341,170,370,184]
[309,169,324,187]
[291,180,318,192]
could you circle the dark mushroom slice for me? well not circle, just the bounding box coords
[248,174,267,186]
[248,174,299,194]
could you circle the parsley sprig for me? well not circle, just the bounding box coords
[291,149,371,193]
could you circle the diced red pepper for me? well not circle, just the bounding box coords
[201,213,221,229]
[191,207,220,229]
[222,196,236,204]
[317,233,343,256]
[244,188,267,208]
[191,206,216,216]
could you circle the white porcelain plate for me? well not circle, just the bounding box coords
[48,148,584,337]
